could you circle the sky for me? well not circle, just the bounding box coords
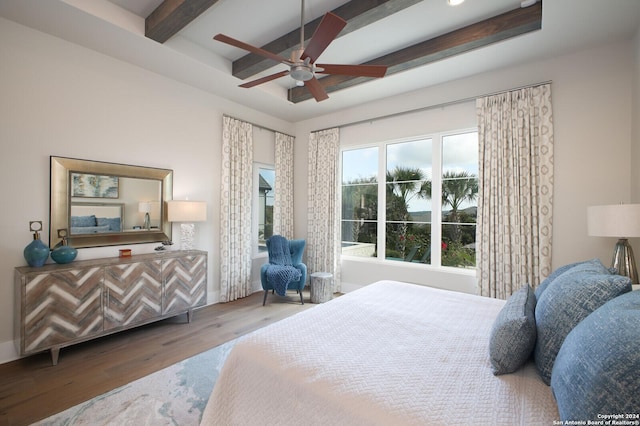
[342,131,478,184]
[342,131,479,213]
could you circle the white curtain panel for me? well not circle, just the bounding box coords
[307,128,341,292]
[476,84,554,299]
[273,132,295,239]
[219,116,254,302]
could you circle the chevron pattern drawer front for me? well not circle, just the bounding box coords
[104,260,163,331]
[23,267,103,354]
[163,254,207,315]
[15,250,207,364]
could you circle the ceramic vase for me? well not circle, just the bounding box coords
[24,228,49,267]
[51,228,77,264]
[51,243,77,264]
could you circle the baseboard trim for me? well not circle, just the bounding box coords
[0,339,19,365]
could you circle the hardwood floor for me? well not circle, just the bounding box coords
[0,289,314,426]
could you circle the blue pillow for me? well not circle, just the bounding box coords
[551,290,640,421]
[70,215,97,227]
[70,225,111,234]
[534,260,631,384]
[97,217,121,232]
[489,284,537,375]
[535,260,585,298]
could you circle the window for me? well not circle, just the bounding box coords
[341,130,478,269]
[254,164,275,254]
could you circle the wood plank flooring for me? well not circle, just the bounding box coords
[0,289,314,426]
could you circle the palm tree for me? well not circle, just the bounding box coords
[441,170,478,243]
[386,166,429,256]
[343,176,377,244]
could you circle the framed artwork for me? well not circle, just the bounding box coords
[71,173,119,198]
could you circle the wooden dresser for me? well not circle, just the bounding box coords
[14,250,207,365]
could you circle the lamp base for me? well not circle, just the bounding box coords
[180,223,195,251]
[611,238,638,284]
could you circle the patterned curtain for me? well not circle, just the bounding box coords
[307,128,341,292]
[219,116,253,302]
[476,84,554,299]
[273,132,295,238]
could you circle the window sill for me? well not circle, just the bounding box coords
[341,255,477,276]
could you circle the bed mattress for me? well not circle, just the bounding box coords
[201,280,558,425]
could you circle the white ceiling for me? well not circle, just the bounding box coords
[1,0,640,122]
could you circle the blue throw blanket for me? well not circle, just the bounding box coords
[266,235,301,296]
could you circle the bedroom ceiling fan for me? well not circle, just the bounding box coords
[213,0,388,102]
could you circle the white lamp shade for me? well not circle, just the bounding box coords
[167,200,207,223]
[138,202,152,213]
[587,204,640,238]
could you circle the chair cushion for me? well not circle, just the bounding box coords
[551,290,640,421]
[488,284,537,375]
[534,259,631,384]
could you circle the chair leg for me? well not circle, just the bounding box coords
[299,291,304,305]
[262,290,269,306]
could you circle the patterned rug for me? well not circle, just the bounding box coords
[33,339,237,426]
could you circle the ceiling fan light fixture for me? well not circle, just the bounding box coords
[290,65,314,82]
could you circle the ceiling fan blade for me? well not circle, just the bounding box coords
[214,34,291,65]
[300,12,346,64]
[304,77,329,102]
[239,70,290,88]
[316,64,388,78]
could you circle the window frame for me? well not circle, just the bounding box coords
[340,128,478,269]
[252,162,275,257]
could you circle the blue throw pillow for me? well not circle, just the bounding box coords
[97,217,121,232]
[534,260,631,385]
[535,260,585,299]
[551,290,640,421]
[489,284,537,375]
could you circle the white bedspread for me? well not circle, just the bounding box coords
[201,280,559,425]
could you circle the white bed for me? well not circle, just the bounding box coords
[201,280,559,425]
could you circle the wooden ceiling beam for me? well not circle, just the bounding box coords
[146,0,223,43]
[288,2,543,103]
[232,0,423,80]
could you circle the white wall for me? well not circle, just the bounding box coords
[1,16,637,364]
[293,39,637,293]
[0,18,293,363]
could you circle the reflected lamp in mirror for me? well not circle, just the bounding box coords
[167,200,207,250]
[138,202,152,230]
[587,203,640,284]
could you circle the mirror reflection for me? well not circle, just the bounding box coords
[50,156,173,248]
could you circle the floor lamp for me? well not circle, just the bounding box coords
[587,204,640,284]
[167,200,207,251]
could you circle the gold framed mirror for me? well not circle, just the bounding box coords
[50,156,173,248]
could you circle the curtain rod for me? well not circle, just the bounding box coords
[312,80,552,133]
[223,114,294,139]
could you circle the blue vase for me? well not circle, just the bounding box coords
[24,232,50,267]
[51,244,78,264]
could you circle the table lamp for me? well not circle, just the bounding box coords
[138,202,152,230]
[167,200,207,250]
[587,203,640,283]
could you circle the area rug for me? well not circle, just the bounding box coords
[32,339,238,426]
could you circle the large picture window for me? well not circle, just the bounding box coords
[341,130,478,269]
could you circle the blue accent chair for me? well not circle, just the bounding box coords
[260,238,307,306]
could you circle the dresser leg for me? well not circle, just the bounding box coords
[50,347,60,366]
[187,309,193,323]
